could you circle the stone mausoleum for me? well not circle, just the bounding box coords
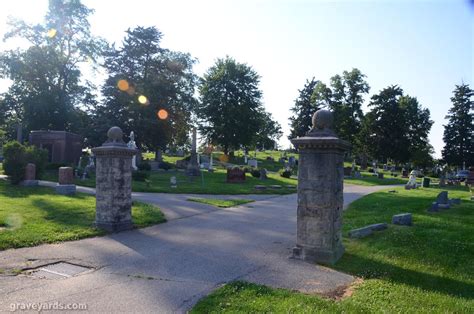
[29,130,82,164]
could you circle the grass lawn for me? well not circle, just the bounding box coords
[345,172,408,186]
[0,180,165,251]
[187,198,254,208]
[42,168,297,195]
[192,185,474,313]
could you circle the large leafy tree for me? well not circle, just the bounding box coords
[197,57,276,155]
[255,112,283,150]
[442,83,474,167]
[92,26,198,152]
[0,0,104,140]
[328,69,370,144]
[360,85,433,164]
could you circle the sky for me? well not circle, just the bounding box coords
[0,0,472,157]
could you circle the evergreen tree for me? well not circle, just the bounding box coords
[442,83,474,166]
[288,78,323,139]
[93,26,198,151]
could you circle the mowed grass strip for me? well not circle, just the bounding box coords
[42,169,297,195]
[192,185,474,313]
[187,198,254,208]
[0,180,165,250]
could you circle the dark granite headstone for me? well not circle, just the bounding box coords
[260,168,268,180]
[343,167,352,177]
[226,167,246,183]
[436,191,449,204]
[392,213,412,226]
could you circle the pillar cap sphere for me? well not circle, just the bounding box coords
[107,126,124,142]
[312,109,334,130]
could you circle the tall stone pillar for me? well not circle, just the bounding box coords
[92,127,137,232]
[291,109,350,264]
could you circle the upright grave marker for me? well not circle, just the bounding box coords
[291,109,350,264]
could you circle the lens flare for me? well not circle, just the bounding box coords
[157,109,168,120]
[138,95,148,105]
[47,28,57,38]
[117,79,129,91]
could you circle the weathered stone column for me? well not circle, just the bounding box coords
[291,109,350,264]
[92,127,137,232]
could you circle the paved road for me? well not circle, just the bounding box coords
[0,182,394,312]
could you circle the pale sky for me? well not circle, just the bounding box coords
[0,0,472,157]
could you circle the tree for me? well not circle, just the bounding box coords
[288,78,324,140]
[328,69,369,145]
[255,112,283,150]
[0,0,104,138]
[197,57,272,154]
[360,85,433,164]
[442,83,474,167]
[93,26,198,153]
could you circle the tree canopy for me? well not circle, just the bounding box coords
[442,83,474,167]
[0,0,105,140]
[91,26,198,151]
[197,57,280,154]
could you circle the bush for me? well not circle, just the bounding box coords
[3,141,27,184]
[280,168,292,178]
[138,162,151,171]
[250,169,261,178]
[132,170,150,181]
[25,145,48,179]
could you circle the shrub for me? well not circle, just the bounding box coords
[250,169,261,178]
[25,145,48,179]
[132,170,150,181]
[280,168,292,178]
[138,162,151,171]
[2,141,27,184]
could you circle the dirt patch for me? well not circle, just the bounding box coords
[320,278,364,301]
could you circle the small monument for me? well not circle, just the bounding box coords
[405,170,418,189]
[21,163,39,186]
[226,167,246,183]
[127,131,138,171]
[260,168,268,180]
[291,109,350,264]
[170,176,177,188]
[186,128,200,176]
[55,167,76,195]
[92,126,137,232]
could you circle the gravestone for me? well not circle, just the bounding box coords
[55,167,76,195]
[186,128,200,176]
[260,168,268,180]
[248,159,258,168]
[291,109,350,264]
[392,213,412,226]
[21,163,39,186]
[436,191,450,209]
[402,169,408,178]
[349,223,387,238]
[127,131,138,171]
[170,176,177,188]
[226,167,246,183]
[92,126,136,232]
[288,156,296,167]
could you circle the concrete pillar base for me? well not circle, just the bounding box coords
[292,245,345,265]
[95,220,133,232]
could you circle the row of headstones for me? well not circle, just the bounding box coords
[20,163,76,195]
[349,191,463,238]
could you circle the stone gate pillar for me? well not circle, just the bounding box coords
[291,109,350,264]
[92,126,137,232]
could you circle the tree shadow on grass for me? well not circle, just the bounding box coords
[335,253,474,300]
[32,198,96,229]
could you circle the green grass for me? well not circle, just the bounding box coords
[42,168,297,195]
[0,180,165,250]
[187,198,254,208]
[345,172,408,186]
[192,185,474,313]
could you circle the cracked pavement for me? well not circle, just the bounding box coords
[0,183,393,312]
